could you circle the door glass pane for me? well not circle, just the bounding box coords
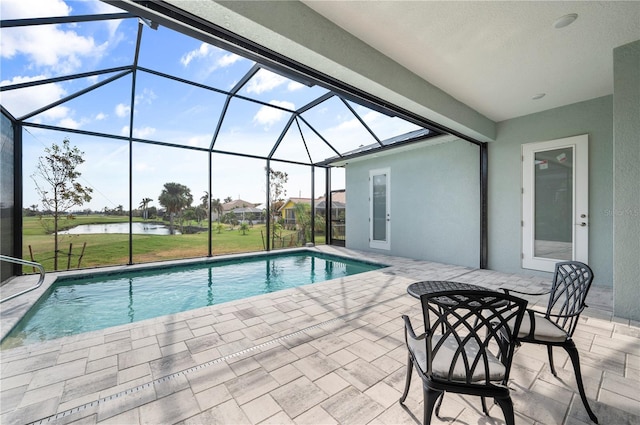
[372,174,387,241]
[534,147,573,260]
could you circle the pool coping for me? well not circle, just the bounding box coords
[0,247,388,344]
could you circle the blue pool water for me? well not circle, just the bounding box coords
[2,252,383,346]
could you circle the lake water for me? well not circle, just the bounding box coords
[60,222,179,235]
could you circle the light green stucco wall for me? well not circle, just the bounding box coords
[613,40,640,320]
[345,139,480,268]
[489,96,614,285]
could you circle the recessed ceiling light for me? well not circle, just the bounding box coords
[532,93,546,100]
[554,13,578,29]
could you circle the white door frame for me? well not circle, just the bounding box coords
[522,134,589,272]
[369,168,390,250]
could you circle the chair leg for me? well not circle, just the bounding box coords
[494,395,516,425]
[434,392,445,417]
[399,353,413,404]
[547,345,557,376]
[481,396,489,415]
[563,342,599,424]
[423,385,442,425]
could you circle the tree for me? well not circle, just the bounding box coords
[200,191,209,209]
[293,202,312,244]
[267,168,288,247]
[211,198,223,223]
[224,196,233,204]
[183,208,197,229]
[194,206,207,226]
[222,212,238,227]
[31,138,93,270]
[158,182,193,234]
[214,222,224,234]
[139,197,153,220]
[239,222,250,235]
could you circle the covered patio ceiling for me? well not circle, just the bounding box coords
[0,0,446,168]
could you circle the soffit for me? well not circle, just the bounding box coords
[302,1,640,122]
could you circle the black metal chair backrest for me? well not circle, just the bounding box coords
[546,261,594,337]
[420,290,527,386]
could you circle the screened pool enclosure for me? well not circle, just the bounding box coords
[1,0,466,272]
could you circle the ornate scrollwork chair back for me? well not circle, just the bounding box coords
[503,261,598,424]
[400,290,527,425]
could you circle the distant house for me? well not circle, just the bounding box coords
[279,193,346,227]
[316,191,346,221]
[211,199,261,222]
[279,197,312,226]
[232,206,264,223]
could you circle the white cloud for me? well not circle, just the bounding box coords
[185,135,209,148]
[95,112,107,120]
[1,25,107,74]
[0,75,69,118]
[88,0,124,38]
[181,43,243,77]
[133,126,156,139]
[287,81,305,91]
[253,100,295,129]
[0,0,70,19]
[115,103,130,118]
[336,118,362,131]
[217,53,241,68]
[245,69,287,94]
[120,125,156,139]
[134,162,153,172]
[114,89,155,119]
[58,117,81,129]
[181,43,211,67]
[362,111,382,124]
[1,0,109,74]
[135,88,156,105]
[43,105,70,121]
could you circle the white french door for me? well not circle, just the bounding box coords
[369,168,390,250]
[522,135,589,272]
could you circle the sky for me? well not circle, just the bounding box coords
[1,0,420,212]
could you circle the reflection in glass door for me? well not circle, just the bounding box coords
[534,147,573,260]
[522,135,588,272]
[370,168,390,250]
[330,189,346,246]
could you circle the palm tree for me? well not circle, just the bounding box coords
[200,191,209,209]
[139,197,153,220]
[211,198,223,223]
[293,202,312,244]
[239,222,250,235]
[158,182,193,234]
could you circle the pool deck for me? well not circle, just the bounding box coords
[1,246,638,424]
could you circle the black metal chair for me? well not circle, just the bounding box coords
[503,261,598,423]
[400,290,527,425]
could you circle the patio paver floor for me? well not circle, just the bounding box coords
[1,246,638,424]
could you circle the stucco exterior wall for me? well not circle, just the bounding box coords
[613,40,640,320]
[345,139,480,268]
[489,96,614,286]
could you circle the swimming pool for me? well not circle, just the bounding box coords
[2,251,384,346]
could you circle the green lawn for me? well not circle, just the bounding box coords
[22,215,325,272]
